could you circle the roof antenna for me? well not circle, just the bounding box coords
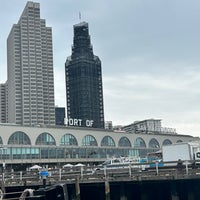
[79,12,81,22]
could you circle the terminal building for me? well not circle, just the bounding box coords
[0,123,197,171]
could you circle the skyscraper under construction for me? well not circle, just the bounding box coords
[65,22,104,129]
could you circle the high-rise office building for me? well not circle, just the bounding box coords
[7,1,55,126]
[65,22,104,129]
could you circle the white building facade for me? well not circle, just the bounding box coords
[0,124,197,169]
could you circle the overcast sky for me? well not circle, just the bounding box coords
[0,0,200,137]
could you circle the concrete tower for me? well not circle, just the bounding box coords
[65,22,104,129]
[7,1,55,126]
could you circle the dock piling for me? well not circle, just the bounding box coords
[105,178,110,200]
[75,176,81,200]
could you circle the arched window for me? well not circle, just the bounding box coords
[177,140,183,143]
[118,137,131,147]
[101,136,115,147]
[134,137,146,147]
[149,138,160,148]
[60,134,78,146]
[35,132,56,145]
[8,131,31,145]
[162,139,172,146]
[82,135,97,146]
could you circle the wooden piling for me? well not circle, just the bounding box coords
[75,177,81,200]
[105,178,110,200]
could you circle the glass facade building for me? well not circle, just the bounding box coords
[65,22,104,129]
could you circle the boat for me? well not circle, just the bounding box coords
[95,156,145,170]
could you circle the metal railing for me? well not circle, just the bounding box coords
[0,160,200,187]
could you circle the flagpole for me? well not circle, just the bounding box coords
[79,12,81,22]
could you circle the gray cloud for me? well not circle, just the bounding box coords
[103,71,200,135]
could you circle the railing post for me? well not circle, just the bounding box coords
[129,164,131,177]
[104,166,107,178]
[20,171,22,181]
[185,161,189,175]
[80,166,83,179]
[59,168,62,181]
[155,162,158,175]
[2,173,4,183]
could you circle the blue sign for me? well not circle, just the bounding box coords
[39,171,49,177]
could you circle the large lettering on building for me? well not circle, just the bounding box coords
[65,118,94,127]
